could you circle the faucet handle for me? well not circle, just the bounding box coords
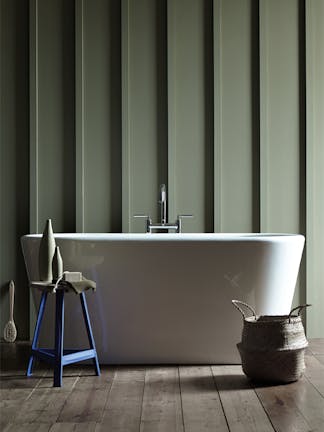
[133,215,152,233]
[176,214,193,233]
[178,215,194,219]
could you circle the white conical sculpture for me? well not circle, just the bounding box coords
[52,246,63,282]
[39,219,56,282]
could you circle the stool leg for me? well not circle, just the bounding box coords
[80,292,100,376]
[27,292,48,376]
[54,290,64,387]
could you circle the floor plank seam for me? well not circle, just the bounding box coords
[304,373,324,399]
[210,366,230,432]
[295,382,323,431]
[177,366,185,432]
[25,368,50,401]
[138,368,147,432]
[253,387,277,432]
[54,370,81,422]
[138,367,147,431]
[96,366,116,425]
[25,369,53,401]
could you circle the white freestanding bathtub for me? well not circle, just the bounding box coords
[21,233,304,364]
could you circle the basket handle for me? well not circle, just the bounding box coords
[232,300,257,320]
[288,304,311,322]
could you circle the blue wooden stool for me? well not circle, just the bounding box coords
[27,282,100,387]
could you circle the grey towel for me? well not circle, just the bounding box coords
[61,277,96,294]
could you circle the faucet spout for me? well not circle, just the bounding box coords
[159,184,167,225]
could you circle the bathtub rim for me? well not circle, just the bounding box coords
[21,232,305,243]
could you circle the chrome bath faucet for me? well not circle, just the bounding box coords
[134,184,193,233]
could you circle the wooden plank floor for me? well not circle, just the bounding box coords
[1,339,323,431]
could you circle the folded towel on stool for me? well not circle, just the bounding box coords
[59,277,96,294]
[30,277,96,294]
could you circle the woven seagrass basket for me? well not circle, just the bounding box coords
[232,300,311,383]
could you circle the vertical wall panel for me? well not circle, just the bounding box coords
[168,0,213,232]
[1,0,30,339]
[122,0,167,232]
[79,0,122,232]
[31,0,75,234]
[214,0,258,233]
[260,0,304,307]
[260,0,301,233]
[306,0,324,337]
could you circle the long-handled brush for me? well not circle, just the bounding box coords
[3,280,17,342]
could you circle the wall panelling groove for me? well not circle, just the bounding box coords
[75,0,85,232]
[0,0,323,338]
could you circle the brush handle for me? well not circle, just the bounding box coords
[9,280,15,321]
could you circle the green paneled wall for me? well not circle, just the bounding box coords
[1,0,323,339]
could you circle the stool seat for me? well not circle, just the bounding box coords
[27,282,100,387]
